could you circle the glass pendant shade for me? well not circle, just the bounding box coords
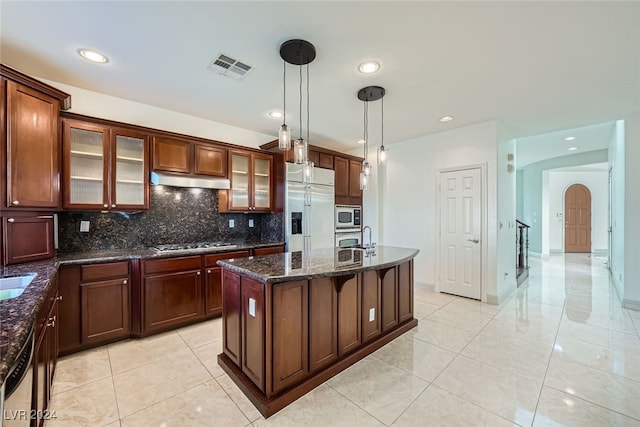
[294,139,305,164]
[362,160,371,177]
[359,172,368,190]
[378,145,387,165]
[278,124,291,150]
[303,160,314,183]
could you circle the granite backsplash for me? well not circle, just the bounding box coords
[57,187,283,253]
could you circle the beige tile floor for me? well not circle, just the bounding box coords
[46,254,640,426]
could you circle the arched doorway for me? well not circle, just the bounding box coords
[565,183,591,253]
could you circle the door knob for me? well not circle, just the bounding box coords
[468,238,479,244]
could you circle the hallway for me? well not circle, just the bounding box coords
[46,254,640,426]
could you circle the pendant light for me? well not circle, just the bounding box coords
[357,86,385,190]
[278,60,290,150]
[377,95,387,165]
[279,39,316,181]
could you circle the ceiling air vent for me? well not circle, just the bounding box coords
[207,53,253,80]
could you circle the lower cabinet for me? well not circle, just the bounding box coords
[204,250,250,318]
[32,277,59,427]
[58,261,130,354]
[1,213,55,265]
[143,256,203,333]
[222,270,242,366]
[309,277,338,370]
[361,269,381,343]
[241,277,265,391]
[253,245,284,257]
[336,274,361,356]
[380,267,399,332]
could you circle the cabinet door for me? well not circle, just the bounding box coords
[309,277,337,371]
[81,277,130,344]
[398,261,414,323]
[337,274,361,356]
[253,245,284,257]
[252,153,272,212]
[319,153,334,169]
[204,266,223,317]
[2,215,54,265]
[63,120,109,209]
[6,80,60,209]
[222,270,242,365]
[46,297,58,402]
[349,160,362,199]
[195,144,227,177]
[58,265,81,354]
[272,280,308,394]
[334,156,349,198]
[33,329,49,426]
[380,267,398,332]
[241,277,265,391]
[308,150,320,166]
[112,129,149,210]
[361,270,381,343]
[152,136,191,174]
[228,152,251,211]
[143,270,203,332]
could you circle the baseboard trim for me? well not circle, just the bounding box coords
[592,249,608,256]
[622,299,640,311]
[529,251,542,259]
[486,285,515,305]
[415,281,435,291]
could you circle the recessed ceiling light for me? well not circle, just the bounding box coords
[565,136,576,141]
[568,146,578,151]
[358,61,380,74]
[269,111,283,119]
[78,48,108,64]
[439,116,454,123]
[356,139,366,145]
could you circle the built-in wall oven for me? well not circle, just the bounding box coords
[1,328,34,427]
[335,229,362,248]
[335,205,361,229]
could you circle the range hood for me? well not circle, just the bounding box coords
[150,171,230,190]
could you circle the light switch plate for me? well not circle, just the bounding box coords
[249,219,254,227]
[229,219,235,228]
[80,221,90,232]
[369,308,375,322]
[249,298,256,317]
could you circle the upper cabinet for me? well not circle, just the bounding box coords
[1,65,71,210]
[220,150,272,212]
[152,136,227,177]
[62,118,149,211]
[334,156,362,206]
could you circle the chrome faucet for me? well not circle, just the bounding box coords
[363,225,376,256]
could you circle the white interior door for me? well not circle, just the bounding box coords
[439,167,482,299]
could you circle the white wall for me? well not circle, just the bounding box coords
[40,78,274,148]
[609,120,625,300]
[496,123,517,302]
[378,121,499,302]
[623,113,640,309]
[547,169,608,254]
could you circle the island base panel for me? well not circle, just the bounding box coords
[217,318,417,418]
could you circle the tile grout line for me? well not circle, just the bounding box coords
[106,345,123,426]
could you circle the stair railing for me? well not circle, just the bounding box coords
[516,220,530,271]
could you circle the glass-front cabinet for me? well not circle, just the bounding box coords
[224,150,272,212]
[63,119,149,210]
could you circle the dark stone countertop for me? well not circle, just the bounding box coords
[0,240,284,388]
[217,246,419,284]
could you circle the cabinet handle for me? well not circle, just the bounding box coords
[207,269,212,274]
[103,204,108,208]
[57,295,63,301]
[37,216,54,219]
[12,200,19,205]
[196,271,201,276]
[123,279,128,285]
[7,218,15,223]
[47,315,56,328]
[112,204,116,208]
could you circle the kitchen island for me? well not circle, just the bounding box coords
[217,245,419,417]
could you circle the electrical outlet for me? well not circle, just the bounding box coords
[229,219,235,228]
[249,219,254,228]
[80,221,90,232]
[369,308,375,322]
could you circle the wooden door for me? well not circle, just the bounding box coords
[204,266,223,316]
[565,183,591,253]
[222,270,242,365]
[253,245,284,257]
[143,270,203,332]
[397,261,414,323]
[6,80,60,209]
[349,160,362,199]
[337,274,361,356]
[81,277,130,344]
[272,280,308,394]
[194,144,227,176]
[334,156,349,197]
[152,136,191,174]
[319,153,334,169]
[439,168,482,300]
[380,267,398,332]
[2,214,54,264]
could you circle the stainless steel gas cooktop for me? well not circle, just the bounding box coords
[151,242,237,253]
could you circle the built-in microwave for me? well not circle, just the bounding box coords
[335,229,362,248]
[335,205,361,229]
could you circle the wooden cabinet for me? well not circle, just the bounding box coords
[58,261,130,354]
[222,270,242,366]
[272,280,308,394]
[253,245,285,257]
[241,277,265,390]
[2,213,54,265]
[220,150,272,212]
[361,269,381,343]
[334,156,363,206]
[398,261,414,323]
[63,119,149,211]
[152,136,227,177]
[379,267,398,332]
[336,274,361,356]
[309,277,338,370]
[204,250,250,317]
[32,277,59,427]
[4,80,60,210]
[143,256,203,333]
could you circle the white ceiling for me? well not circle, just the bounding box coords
[1,1,639,156]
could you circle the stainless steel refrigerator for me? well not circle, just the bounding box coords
[285,163,335,252]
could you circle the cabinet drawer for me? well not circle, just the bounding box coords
[253,246,284,257]
[81,261,129,281]
[204,250,250,267]
[144,256,201,275]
